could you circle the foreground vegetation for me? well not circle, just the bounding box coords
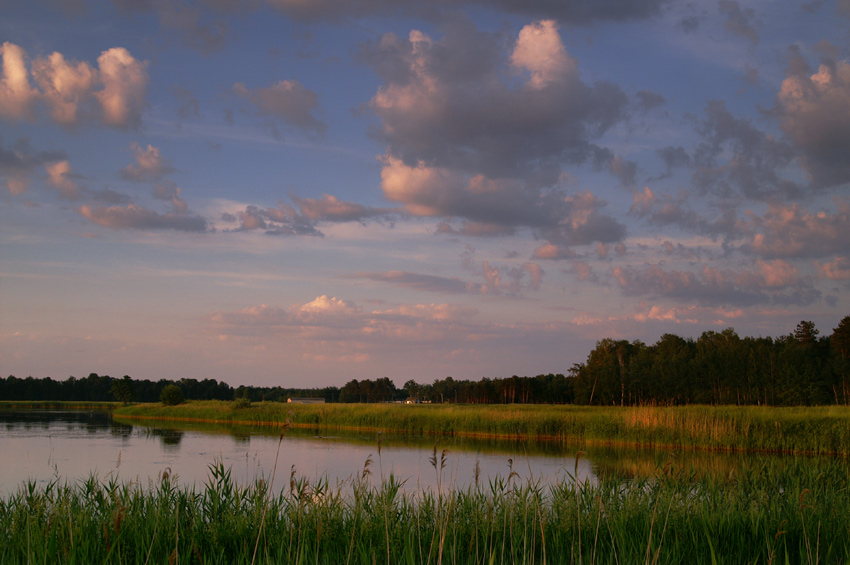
[2,453,848,564]
[114,401,850,456]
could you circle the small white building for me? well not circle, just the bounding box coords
[287,397,326,404]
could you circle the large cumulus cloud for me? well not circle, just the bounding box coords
[774,52,850,188]
[0,42,148,129]
[364,19,627,247]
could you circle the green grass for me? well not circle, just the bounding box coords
[2,454,848,564]
[114,401,850,456]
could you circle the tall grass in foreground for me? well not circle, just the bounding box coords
[115,401,850,455]
[2,455,848,564]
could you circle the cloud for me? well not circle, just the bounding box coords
[381,157,625,244]
[95,47,149,129]
[291,194,392,222]
[631,188,747,240]
[78,203,208,231]
[692,100,799,200]
[153,180,189,213]
[510,19,574,89]
[350,271,483,294]
[774,52,850,188]
[532,243,576,260]
[462,247,544,294]
[1,136,67,195]
[121,142,175,181]
[0,42,38,121]
[363,19,629,245]
[436,221,517,237]
[233,79,326,136]
[208,295,482,346]
[815,256,850,280]
[718,0,760,44]
[264,0,666,24]
[222,203,323,236]
[611,262,821,306]
[569,260,598,282]
[156,2,230,53]
[746,201,850,258]
[635,90,666,112]
[366,20,628,183]
[30,51,97,126]
[0,42,148,129]
[45,160,80,199]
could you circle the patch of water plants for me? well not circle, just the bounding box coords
[114,401,850,456]
[2,441,848,564]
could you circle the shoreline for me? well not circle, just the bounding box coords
[113,400,850,457]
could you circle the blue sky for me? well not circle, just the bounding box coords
[1,0,849,387]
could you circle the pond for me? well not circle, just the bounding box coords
[0,409,832,496]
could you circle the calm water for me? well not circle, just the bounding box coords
[1,410,595,496]
[2,409,829,497]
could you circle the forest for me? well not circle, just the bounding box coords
[2,316,848,406]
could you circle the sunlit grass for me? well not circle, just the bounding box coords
[114,401,850,455]
[2,454,848,564]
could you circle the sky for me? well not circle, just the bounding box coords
[1,0,849,388]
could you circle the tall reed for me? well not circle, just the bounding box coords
[2,456,848,564]
[114,401,850,455]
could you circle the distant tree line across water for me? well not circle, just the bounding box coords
[2,316,849,406]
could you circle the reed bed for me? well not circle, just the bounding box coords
[114,401,850,455]
[2,453,848,565]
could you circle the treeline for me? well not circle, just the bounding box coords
[2,317,848,406]
[572,318,850,406]
[0,374,340,405]
[337,374,573,404]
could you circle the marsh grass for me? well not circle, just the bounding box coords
[2,454,848,564]
[115,401,850,455]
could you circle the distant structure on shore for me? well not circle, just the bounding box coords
[287,397,326,404]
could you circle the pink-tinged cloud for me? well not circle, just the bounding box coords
[462,247,545,295]
[121,142,175,182]
[569,260,597,282]
[0,42,38,120]
[95,48,149,129]
[233,79,326,135]
[532,243,575,260]
[747,201,850,258]
[223,203,322,236]
[1,137,67,195]
[611,262,821,306]
[0,43,148,129]
[45,160,80,199]
[31,51,96,126]
[510,20,575,89]
[776,54,850,187]
[756,259,798,288]
[365,20,628,238]
[152,180,189,214]
[816,256,850,280]
[291,194,391,222]
[78,203,207,231]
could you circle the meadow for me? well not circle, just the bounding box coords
[114,401,850,456]
[2,450,848,564]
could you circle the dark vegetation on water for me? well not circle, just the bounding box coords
[2,453,848,564]
[3,316,849,406]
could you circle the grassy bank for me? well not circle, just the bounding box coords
[0,400,120,410]
[114,401,850,456]
[2,456,848,564]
